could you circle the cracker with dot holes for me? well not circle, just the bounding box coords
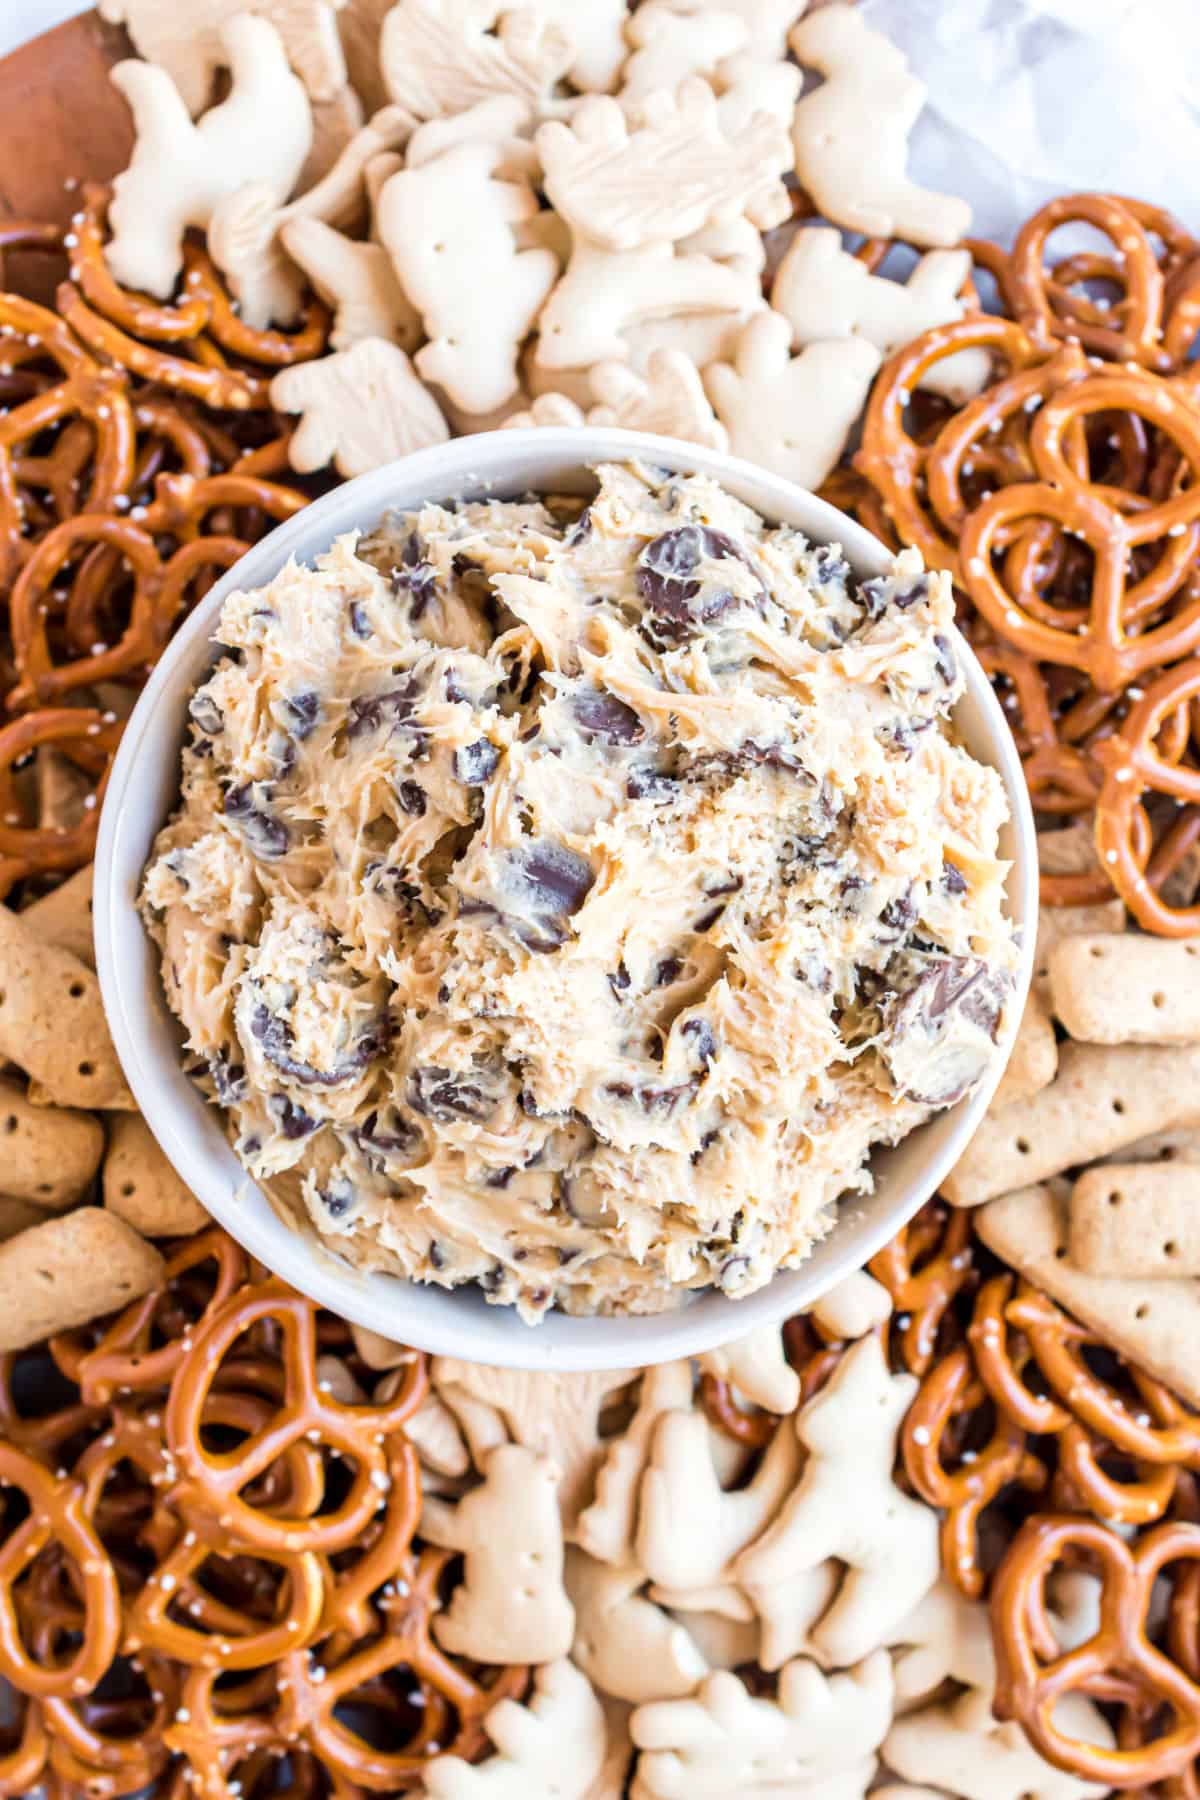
[0,900,133,1110]
[103,1113,209,1236]
[941,1042,1200,1209]
[20,863,96,969]
[1048,934,1200,1045]
[0,1075,104,1211]
[0,1207,164,1353]
[1069,1162,1200,1279]
[990,988,1058,1109]
[106,13,313,299]
[976,1183,1200,1411]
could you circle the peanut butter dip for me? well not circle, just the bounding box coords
[141,461,1018,1322]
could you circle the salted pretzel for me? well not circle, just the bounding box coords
[699,1373,780,1448]
[1095,657,1200,934]
[0,708,123,897]
[992,1513,1200,1786]
[869,1198,975,1375]
[165,1281,428,1555]
[901,1343,1045,1598]
[0,1694,47,1799]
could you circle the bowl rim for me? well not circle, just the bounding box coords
[95,426,1036,1371]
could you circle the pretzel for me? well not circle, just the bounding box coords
[55,281,272,412]
[1052,1422,1179,1527]
[0,1693,47,1799]
[165,1281,428,1555]
[0,1441,121,1701]
[868,1199,975,1375]
[698,1373,778,1448]
[39,1649,177,1797]
[900,1343,1045,1599]
[1095,657,1200,935]
[70,184,208,343]
[0,710,123,898]
[992,1513,1200,1785]
[8,472,305,709]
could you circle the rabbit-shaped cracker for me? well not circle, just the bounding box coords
[704,310,881,489]
[376,141,559,413]
[99,0,347,113]
[107,13,312,297]
[789,5,972,247]
[380,0,573,120]
[537,82,790,253]
[773,228,991,404]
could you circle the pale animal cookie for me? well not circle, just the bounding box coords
[535,238,757,371]
[697,1322,800,1413]
[735,1335,939,1667]
[630,1650,894,1798]
[422,1658,609,1799]
[566,1549,708,1703]
[537,83,790,253]
[430,1361,634,1526]
[709,52,802,137]
[502,393,586,429]
[405,95,540,182]
[106,14,312,298]
[98,0,348,113]
[653,0,810,60]
[886,1576,997,1708]
[208,105,414,329]
[772,228,991,404]
[789,6,972,246]
[380,0,573,120]
[574,1360,694,1566]
[281,155,423,351]
[671,1608,760,1672]
[587,350,729,448]
[804,1268,893,1341]
[522,0,629,92]
[300,83,367,189]
[882,1685,1112,1800]
[398,1390,471,1486]
[271,338,449,479]
[976,1183,1200,1411]
[618,6,748,109]
[376,141,558,413]
[419,1443,574,1663]
[636,1403,801,1615]
[704,310,882,489]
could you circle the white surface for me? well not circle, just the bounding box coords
[95,427,1036,1371]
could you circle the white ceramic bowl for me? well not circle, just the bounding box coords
[95,428,1035,1371]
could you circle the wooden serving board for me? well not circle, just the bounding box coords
[0,10,131,295]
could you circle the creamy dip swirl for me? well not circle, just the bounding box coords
[142,461,1017,1322]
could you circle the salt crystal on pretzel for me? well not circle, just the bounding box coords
[538,82,790,254]
[423,1658,611,1800]
[421,1442,575,1663]
[376,140,558,412]
[271,336,449,477]
[943,1042,1200,1209]
[566,1547,708,1703]
[976,1182,1200,1411]
[0,1073,104,1212]
[789,6,972,248]
[735,1336,939,1668]
[103,1111,209,1237]
[99,0,349,113]
[380,0,575,120]
[772,228,991,405]
[704,310,882,489]
[630,1650,894,1797]
[0,1208,164,1353]
[106,14,313,299]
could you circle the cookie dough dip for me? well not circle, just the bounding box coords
[141,461,1018,1323]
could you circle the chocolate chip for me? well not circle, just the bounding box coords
[222,784,289,860]
[626,767,678,803]
[681,1018,717,1064]
[349,601,373,639]
[933,632,958,688]
[251,999,388,1089]
[347,684,417,742]
[566,505,592,545]
[207,1054,247,1106]
[397,780,426,816]
[635,526,760,646]
[268,1094,320,1140]
[393,532,437,618]
[408,1066,496,1124]
[608,961,631,1002]
[655,957,682,987]
[319,1176,356,1218]
[455,739,499,785]
[283,689,321,739]
[188,689,224,736]
[942,861,967,896]
[505,841,595,952]
[569,689,644,744]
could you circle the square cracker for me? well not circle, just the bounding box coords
[1069,1162,1200,1278]
[976,1183,1200,1409]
